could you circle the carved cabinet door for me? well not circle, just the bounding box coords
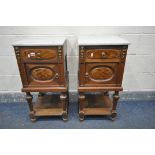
[25,64,63,86]
[83,63,120,87]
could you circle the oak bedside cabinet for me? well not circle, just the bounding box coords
[13,38,69,122]
[78,36,129,121]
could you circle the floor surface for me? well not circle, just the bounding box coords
[0,101,155,129]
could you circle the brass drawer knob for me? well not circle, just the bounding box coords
[28,52,35,58]
[90,53,94,58]
[101,52,106,58]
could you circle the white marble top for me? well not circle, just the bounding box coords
[78,36,130,45]
[13,37,66,46]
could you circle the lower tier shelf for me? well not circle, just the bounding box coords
[82,93,113,116]
[33,94,67,117]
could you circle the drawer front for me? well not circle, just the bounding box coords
[79,46,127,63]
[80,63,120,87]
[25,64,64,86]
[86,49,121,61]
[19,47,59,63]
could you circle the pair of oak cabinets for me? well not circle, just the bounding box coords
[13,36,129,122]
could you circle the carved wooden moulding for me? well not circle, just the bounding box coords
[89,66,114,82]
[31,67,55,81]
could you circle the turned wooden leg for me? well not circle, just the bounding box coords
[79,92,85,121]
[26,92,36,122]
[60,93,68,121]
[111,91,120,121]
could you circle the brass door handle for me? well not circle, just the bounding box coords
[85,72,89,78]
[55,73,59,79]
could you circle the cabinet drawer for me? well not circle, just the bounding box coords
[25,63,64,87]
[86,49,121,61]
[19,47,59,63]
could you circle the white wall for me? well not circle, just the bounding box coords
[0,26,155,92]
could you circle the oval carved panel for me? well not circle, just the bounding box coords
[31,67,55,81]
[89,66,113,81]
